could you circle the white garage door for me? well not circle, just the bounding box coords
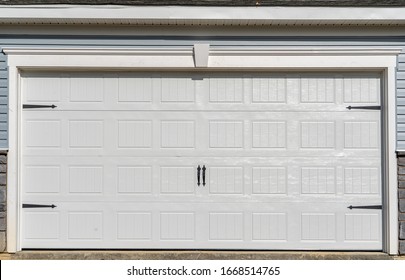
[20,72,382,250]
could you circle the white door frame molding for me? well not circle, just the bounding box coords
[3,46,400,254]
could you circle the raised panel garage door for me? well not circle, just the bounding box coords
[21,72,382,250]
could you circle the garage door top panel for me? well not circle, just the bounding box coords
[22,72,381,112]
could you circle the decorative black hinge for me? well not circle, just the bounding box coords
[348,205,382,210]
[22,203,57,209]
[23,104,57,109]
[346,106,381,110]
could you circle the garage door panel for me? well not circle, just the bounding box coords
[23,211,60,240]
[344,213,381,241]
[25,120,62,148]
[344,121,380,149]
[22,74,66,103]
[21,202,381,250]
[21,72,382,250]
[24,165,61,194]
[22,72,380,111]
[22,111,380,157]
[342,75,380,104]
[22,157,381,204]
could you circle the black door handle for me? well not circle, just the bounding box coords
[202,165,206,186]
[197,165,201,186]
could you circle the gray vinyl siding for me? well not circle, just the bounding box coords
[0,53,6,148]
[398,54,405,145]
[1,35,405,149]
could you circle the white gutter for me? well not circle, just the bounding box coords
[0,5,405,25]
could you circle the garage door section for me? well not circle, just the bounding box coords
[21,72,382,250]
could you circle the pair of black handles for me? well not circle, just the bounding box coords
[197,165,206,186]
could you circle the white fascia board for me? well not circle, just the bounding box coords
[1,6,405,24]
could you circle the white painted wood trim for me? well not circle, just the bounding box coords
[209,48,404,56]
[3,47,402,56]
[4,46,399,254]
[386,67,399,255]
[2,48,193,56]
[194,44,210,68]
[6,67,19,253]
[2,47,401,70]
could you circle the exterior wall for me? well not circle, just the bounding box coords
[398,53,405,149]
[0,34,404,253]
[0,53,6,149]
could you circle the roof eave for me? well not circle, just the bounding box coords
[1,6,405,26]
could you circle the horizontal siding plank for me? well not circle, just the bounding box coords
[397,97,405,106]
[399,62,405,71]
[0,97,7,105]
[397,72,405,80]
[0,80,7,88]
[395,107,405,115]
[398,142,405,151]
[399,55,405,63]
[397,115,405,123]
[397,88,405,97]
[0,141,7,149]
[0,72,7,79]
[398,80,405,89]
[398,124,405,132]
[0,124,7,131]
[397,132,405,141]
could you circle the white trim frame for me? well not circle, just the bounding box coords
[3,46,401,254]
